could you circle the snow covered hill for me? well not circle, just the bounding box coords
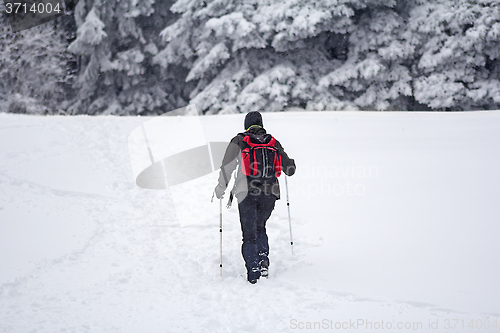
[1,111,499,332]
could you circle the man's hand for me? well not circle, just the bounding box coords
[214,184,225,199]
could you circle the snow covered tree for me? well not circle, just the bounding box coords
[67,0,192,115]
[318,2,421,111]
[409,0,500,110]
[5,0,499,113]
[155,0,404,113]
[0,6,75,114]
[157,0,500,112]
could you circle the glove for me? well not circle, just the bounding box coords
[214,184,225,199]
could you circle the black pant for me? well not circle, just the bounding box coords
[238,192,276,280]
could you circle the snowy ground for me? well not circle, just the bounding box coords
[0,111,499,332]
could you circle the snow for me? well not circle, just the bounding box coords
[1,111,499,332]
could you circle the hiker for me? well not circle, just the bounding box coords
[214,111,296,284]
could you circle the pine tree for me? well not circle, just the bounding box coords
[319,2,419,111]
[0,5,74,114]
[67,0,190,115]
[5,0,499,113]
[158,0,500,112]
[155,0,403,113]
[409,0,500,110]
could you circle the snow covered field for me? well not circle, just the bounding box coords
[0,111,499,332]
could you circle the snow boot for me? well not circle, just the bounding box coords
[248,267,260,284]
[259,259,269,278]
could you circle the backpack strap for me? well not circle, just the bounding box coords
[242,134,276,148]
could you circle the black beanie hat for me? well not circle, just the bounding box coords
[244,111,263,130]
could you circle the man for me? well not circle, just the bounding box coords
[214,111,296,284]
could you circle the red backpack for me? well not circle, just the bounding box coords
[240,133,282,181]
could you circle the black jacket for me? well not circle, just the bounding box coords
[217,126,296,201]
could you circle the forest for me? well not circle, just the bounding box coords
[1,0,500,115]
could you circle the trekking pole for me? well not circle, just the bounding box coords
[219,197,223,277]
[284,175,294,255]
